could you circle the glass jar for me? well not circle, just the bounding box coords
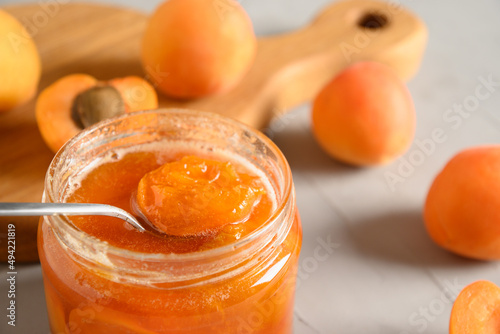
[38,109,302,334]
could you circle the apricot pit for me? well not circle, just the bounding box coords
[72,85,125,128]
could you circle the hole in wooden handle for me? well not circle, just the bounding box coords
[358,12,388,29]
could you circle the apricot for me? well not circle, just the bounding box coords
[136,155,266,237]
[0,9,41,112]
[311,61,415,166]
[141,0,257,98]
[36,74,158,153]
[449,280,500,334]
[44,282,68,334]
[424,146,500,260]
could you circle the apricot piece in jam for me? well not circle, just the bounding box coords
[136,155,266,236]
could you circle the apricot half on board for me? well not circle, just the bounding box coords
[424,146,500,260]
[36,74,158,153]
[450,280,500,334]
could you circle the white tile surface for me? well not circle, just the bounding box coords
[1,0,500,333]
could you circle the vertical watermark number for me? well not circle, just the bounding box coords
[6,223,16,327]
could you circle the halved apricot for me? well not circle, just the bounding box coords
[36,74,158,153]
[311,61,415,166]
[136,155,266,237]
[450,280,500,334]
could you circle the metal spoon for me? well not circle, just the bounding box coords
[0,202,145,232]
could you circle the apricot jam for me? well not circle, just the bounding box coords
[38,110,302,334]
[135,155,268,237]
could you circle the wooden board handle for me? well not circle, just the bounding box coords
[164,0,428,128]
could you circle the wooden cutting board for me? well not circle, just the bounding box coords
[0,1,427,262]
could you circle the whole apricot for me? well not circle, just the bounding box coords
[424,146,500,260]
[311,61,415,166]
[450,280,500,334]
[0,9,41,112]
[36,74,158,153]
[141,0,257,98]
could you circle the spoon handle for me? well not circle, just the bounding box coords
[0,202,145,232]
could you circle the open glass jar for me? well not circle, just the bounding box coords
[38,109,302,334]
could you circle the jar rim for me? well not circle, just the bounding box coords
[44,109,293,270]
